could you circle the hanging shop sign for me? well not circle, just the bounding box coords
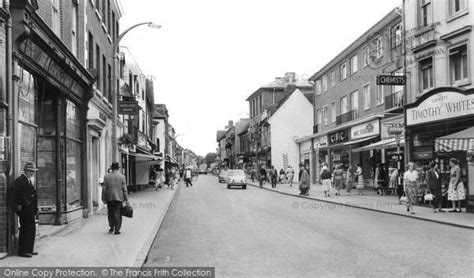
[381,117,405,140]
[313,135,328,149]
[328,129,349,145]
[350,119,380,140]
[406,89,474,126]
[118,101,139,115]
[376,75,406,85]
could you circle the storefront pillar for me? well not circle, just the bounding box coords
[55,96,63,225]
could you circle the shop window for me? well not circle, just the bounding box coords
[18,68,36,170]
[66,100,82,210]
[449,44,468,84]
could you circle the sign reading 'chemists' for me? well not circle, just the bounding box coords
[406,91,474,126]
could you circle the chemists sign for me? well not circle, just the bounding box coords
[406,89,474,126]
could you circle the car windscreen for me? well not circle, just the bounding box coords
[227,171,245,177]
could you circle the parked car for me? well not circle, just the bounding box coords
[226,170,247,189]
[218,170,228,183]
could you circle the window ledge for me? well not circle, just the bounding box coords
[101,23,108,34]
[376,102,384,107]
[446,10,469,23]
[94,9,102,21]
[107,34,113,44]
[451,79,471,88]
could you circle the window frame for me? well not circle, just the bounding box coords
[363,83,371,111]
[322,106,328,126]
[330,71,336,87]
[331,101,336,123]
[350,55,358,75]
[375,36,384,59]
[448,43,470,86]
[419,56,434,92]
[340,96,348,115]
[340,63,347,81]
[363,46,370,68]
[317,109,322,125]
[376,85,385,106]
[322,75,328,92]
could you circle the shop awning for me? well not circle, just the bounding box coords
[165,154,179,165]
[129,152,162,161]
[435,127,474,152]
[352,136,405,152]
[343,135,379,146]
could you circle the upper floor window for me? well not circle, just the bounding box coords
[392,69,404,97]
[419,0,432,27]
[330,71,336,87]
[391,24,402,49]
[323,106,328,125]
[376,85,385,105]
[340,63,347,81]
[71,2,78,56]
[316,80,322,94]
[322,75,328,92]
[419,57,434,91]
[449,0,467,17]
[375,36,384,59]
[340,96,348,115]
[363,83,370,110]
[350,55,358,74]
[331,102,336,123]
[363,46,370,67]
[52,0,61,37]
[317,109,322,125]
[350,90,359,112]
[449,44,468,84]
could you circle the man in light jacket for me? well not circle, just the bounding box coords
[299,163,310,196]
[102,162,128,235]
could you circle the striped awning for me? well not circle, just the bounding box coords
[352,136,405,152]
[435,127,474,152]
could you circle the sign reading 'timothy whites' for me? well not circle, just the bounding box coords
[406,91,474,126]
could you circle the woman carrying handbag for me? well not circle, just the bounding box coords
[403,162,419,215]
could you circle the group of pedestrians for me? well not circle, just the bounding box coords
[256,165,296,188]
[319,163,364,197]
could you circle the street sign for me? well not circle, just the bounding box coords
[118,101,139,114]
[376,75,406,85]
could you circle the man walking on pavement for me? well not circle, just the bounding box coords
[185,167,193,187]
[12,162,39,258]
[102,162,128,235]
[271,166,278,188]
[259,166,266,188]
[299,163,310,196]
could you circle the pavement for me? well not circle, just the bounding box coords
[144,175,474,277]
[246,180,474,229]
[0,182,179,267]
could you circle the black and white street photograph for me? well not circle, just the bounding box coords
[0,0,473,277]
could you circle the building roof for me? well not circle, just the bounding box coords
[245,72,313,101]
[309,8,401,81]
[153,104,168,119]
[216,130,226,141]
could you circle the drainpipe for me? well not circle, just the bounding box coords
[5,0,17,253]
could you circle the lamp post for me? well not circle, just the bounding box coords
[112,22,161,162]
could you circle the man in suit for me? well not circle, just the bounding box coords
[299,163,310,196]
[12,162,39,258]
[426,161,443,212]
[102,162,128,234]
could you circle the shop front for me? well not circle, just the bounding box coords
[312,135,328,183]
[299,140,312,180]
[405,87,474,212]
[10,11,95,228]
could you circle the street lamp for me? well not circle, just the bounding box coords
[112,22,161,162]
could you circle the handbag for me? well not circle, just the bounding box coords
[121,203,133,218]
[424,190,434,202]
[400,193,408,204]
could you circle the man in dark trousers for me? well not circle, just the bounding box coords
[102,162,128,235]
[259,167,267,188]
[12,162,39,258]
[270,166,278,188]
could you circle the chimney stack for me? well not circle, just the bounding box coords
[284,72,297,82]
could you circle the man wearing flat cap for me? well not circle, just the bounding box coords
[12,162,39,258]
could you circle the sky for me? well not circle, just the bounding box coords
[119,0,401,156]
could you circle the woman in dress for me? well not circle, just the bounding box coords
[332,165,344,196]
[389,168,399,196]
[355,163,364,195]
[346,166,353,195]
[320,163,332,197]
[447,158,465,212]
[403,162,419,214]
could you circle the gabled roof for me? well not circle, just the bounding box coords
[268,88,314,121]
[245,73,313,101]
[216,130,226,141]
